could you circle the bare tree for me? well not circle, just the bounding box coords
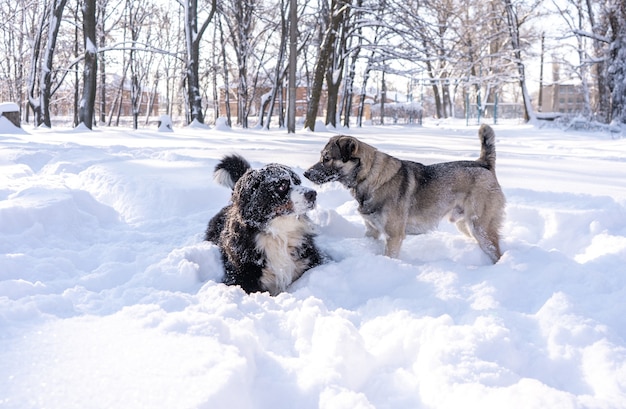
[303,0,352,131]
[97,0,124,125]
[220,0,258,128]
[391,0,456,119]
[287,0,297,132]
[126,0,151,129]
[154,4,184,118]
[218,16,233,126]
[79,0,97,129]
[262,0,290,130]
[502,0,535,122]
[585,0,609,123]
[0,2,27,117]
[354,0,390,127]
[606,1,626,124]
[7,0,619,130]
[340,23,361,128]
[551,0,593,118]
[324,0,352,128]
[28,0,69,127]
[180,0,217,125]
[264,0,312,131]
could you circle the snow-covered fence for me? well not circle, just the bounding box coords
[0,102,20,128]
[371,102,423,125]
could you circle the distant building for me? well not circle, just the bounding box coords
[537,62,586,115]
[218,86,323,120]
[539,83,586,114]
[218,86,379,122]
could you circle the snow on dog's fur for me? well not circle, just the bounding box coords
[205,155,323,295]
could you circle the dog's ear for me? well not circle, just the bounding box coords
[337,136,357,162]
[289,169,301,185]
[232,171,261,214]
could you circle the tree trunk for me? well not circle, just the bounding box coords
[607,2,626,123]
[183,0,216,125]
[380,71,386,125]
[304,0,350,131]
[325,77,341,127]
[356,59,372,127]
[80,0,97,129]
[503,0,535,122]
[145,75,159,125]
[303,40,330,131]
[128,0,139,130]
[586,0,609,123]
[264,0,288,130]
[98,2,107,124]
[42,0,68,128]
[422,45,443,119]
[441,73,451,118]
[28,0,67,127]
[73,5,80,127]
[211,24,220,121]
[341,68,354,128]
[325,1,351,128]
[131,73,140,129]
[287,0,297,133]
[219,17,232,127]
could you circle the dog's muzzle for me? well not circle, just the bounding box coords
[304,163,338,184]
[292,185,317,213]
[304,189,316,203]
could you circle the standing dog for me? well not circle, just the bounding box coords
[205,155,323,295]
[304,124,505,263]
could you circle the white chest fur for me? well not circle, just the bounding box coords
[255,215,314,295]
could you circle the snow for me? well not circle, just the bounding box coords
[214,117,233,131]
[1,120,626,409]
[0,117,26,134]
[187,118,210,129]
[0,102,19,114]
[85,37,97,54]
[158,115,174,132]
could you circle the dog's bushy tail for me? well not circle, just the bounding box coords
[213,154,251,189]
[478,124,497,172]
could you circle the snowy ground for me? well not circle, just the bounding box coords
[1,117,625,409]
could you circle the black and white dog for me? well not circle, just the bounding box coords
[205,155,323,295]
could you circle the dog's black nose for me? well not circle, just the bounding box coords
[305,190,316,202]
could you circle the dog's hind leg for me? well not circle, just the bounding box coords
[468,217,502,263]
[450,205,472,238]
[455,220,471,237]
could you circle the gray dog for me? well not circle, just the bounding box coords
[304,124,506,263]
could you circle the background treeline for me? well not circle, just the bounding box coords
[0,0,624,131]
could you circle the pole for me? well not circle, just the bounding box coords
[465,91,469,126]
[494,93,498,125]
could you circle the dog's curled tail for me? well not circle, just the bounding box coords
[213,154,251,189]
[478,124,497,172]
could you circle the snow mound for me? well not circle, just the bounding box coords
[0,116,26,135]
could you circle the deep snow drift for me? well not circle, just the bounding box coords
[1,118,625,409]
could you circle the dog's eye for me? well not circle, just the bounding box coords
[322,154,331,163]
[276,180,289,193]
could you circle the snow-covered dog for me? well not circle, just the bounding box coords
[205,155,323,295]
